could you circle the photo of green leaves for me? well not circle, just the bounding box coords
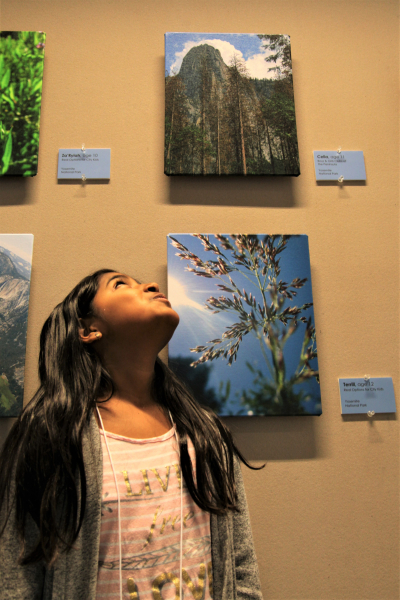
[165,33,300,176]
[1,31,46,177]
[0,235,33,417]
[168,235,321,416]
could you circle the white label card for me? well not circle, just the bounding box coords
[57,149,110,179]
[339,377,396,414]
[313,151,366,181]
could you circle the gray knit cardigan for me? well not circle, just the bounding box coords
[0,413,263,599]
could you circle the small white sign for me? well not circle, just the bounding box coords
[313,151,366,181]
[339,377,396,414]
[57,149,110,179]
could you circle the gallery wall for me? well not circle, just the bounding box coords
[1,0,399,598]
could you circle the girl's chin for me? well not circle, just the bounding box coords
[168,310,180,331]
[165,310,180,338]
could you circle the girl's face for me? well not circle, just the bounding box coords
[88,272,179,342]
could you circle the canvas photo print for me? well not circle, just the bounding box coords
[0,31,46,177]
[168,235,320,416]
[165,33,300,176]
[0,235,33,417]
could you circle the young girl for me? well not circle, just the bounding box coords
[0,269,263,599]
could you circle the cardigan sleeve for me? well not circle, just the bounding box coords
[0,496,46,600]
[232,457,264,599]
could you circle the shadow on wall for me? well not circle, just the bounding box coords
[317,180,367,188]
[224,408,397,462]
[223,416,320,461]
[167,175,297,207]
[0,178,35,206]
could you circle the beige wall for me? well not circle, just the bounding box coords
[1,0,399,598]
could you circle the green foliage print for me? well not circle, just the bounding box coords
[0,31,46,176]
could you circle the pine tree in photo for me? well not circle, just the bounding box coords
[165,34,300,176]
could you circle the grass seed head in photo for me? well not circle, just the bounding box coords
[168,235,320,416]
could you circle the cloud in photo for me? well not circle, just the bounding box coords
[169,38,282,79]
[245,49,279,78]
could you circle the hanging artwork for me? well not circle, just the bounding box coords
[167,234,320,416]
[0,31,46,177]
[165,33,300,176]
[0,235,33,417]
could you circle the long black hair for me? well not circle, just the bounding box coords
[0,269,260,566]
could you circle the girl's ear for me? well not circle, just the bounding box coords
[78,319,102,344]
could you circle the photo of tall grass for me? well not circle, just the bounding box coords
[0,235,33,417]
[167,235,321,416]
[0,31,46,177]
[165,33,300,176]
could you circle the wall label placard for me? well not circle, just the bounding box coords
[339,378,396,414]
[57,149,110,179]
[313,151,366,181]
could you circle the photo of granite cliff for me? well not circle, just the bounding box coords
[165,33,300,176]
[0,235,33,417]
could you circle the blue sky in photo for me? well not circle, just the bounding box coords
[0,234,33,263]
[167,234,320,415]
[165,33,289,79]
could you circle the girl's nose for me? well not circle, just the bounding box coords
[144,282,159,293]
